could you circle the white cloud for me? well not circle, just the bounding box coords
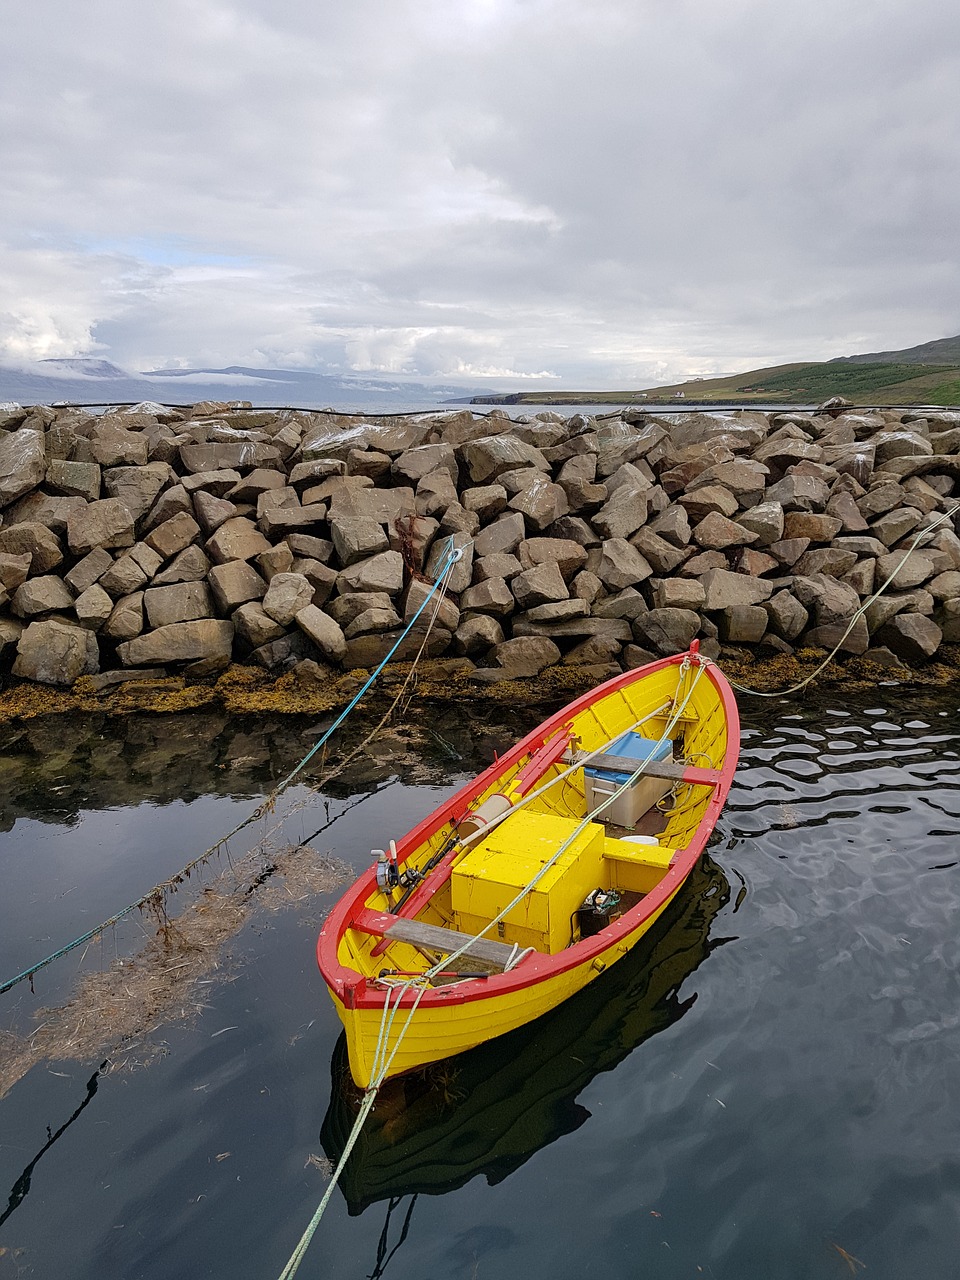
[1,0,958,385]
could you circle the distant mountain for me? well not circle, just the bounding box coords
[0,358,492,412]
[831,334,960,366]
[38,358,132,379]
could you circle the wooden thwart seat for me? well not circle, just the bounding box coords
[354,908,529,972]
[571,751,721,788]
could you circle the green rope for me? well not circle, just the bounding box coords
[0,540,463,999]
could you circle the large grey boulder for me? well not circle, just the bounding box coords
[718,605,768,644]
[46,459,101,502]
[102,592,144,640]
[517,537,587,580]
[653,578,705,611]
[678,485,739,523]
[152,544,211,586]
[874,550,936,591]
[206,517,272,564]
[511,562,569,610]
[91,424,149,468]
[144,582,214,628]
[294,605,347,663]
[473,512,526,558]
[329,592,396,627]
[103,462,173,522]
[193,489,238,534]
[764,474,830,511]
[596,420,666,476]
[699,568,773,610]
[74,584,114,630]
[330,517,389,567]
[338,550,405,595]
[686,459,768,500]
[591,486,649,540]
[509,479,569,532]
[207,560,268,611]
[764,591,809,640]
[0,523,63,574]
[452,614,504,656]
[792,574,861,626]
[693,512,759,550]
[632,608,700,655]
[476,636,561,680]
[629,527,688,575]
[262,573,315,626]
[460,577,515,617]
[66,498,135,556]
[404,577,460,632]
[0,428,46,508]
[874,614,942,662]
[0,551,34,592]
[12,575,73,617]
[233,602,287,649]
[117,619,234,666]
[459,435,549,485]
[392,443,457,484]
[557,454,607,511]
[461,484,508,521]
[648,505,691,547]
[736,501,784,546]
[595,539,653,591]
[144,511,202,560]
[13,619,99,685]
[870,507,924,547]
[343,606,403,638]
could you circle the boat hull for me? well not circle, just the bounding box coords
[332,888,679,1085]
[318,646,739,1088]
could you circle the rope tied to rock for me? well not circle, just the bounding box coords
[0,539,464,1000]
[714,498,960,698]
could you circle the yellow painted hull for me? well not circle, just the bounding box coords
[333,888,678,1087]
[318,647,739,1088]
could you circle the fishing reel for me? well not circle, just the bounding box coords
[372,842,423,893]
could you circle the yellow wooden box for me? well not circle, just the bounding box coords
[451,811,605,954]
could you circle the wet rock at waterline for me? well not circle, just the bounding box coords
[0,399,957,686]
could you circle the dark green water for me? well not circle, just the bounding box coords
[1,687,959,1279]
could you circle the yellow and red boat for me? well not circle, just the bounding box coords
[317,641,739,1088]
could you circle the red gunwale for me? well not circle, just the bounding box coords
[317,648,739,1011]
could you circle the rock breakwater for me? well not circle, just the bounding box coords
[0,398,958,691]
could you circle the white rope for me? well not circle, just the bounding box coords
[718,498,960,699]
[423,662,706,976]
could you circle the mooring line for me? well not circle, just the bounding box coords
[714,499,960,699]
[0,540,464,999]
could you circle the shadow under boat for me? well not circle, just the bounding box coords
[321,851,732,1217]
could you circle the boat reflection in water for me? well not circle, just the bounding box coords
[321,852,730,1218]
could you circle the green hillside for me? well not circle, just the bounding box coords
[637,359,960,405]
[469,333,960,407]
[832,334,960,365]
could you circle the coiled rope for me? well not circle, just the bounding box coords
[0,539,464,999]
[716,498,960,699]
[275,659,706,1278]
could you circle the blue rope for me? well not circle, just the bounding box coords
[0,538,463,999]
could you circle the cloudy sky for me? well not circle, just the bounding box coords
[2,0,959,387]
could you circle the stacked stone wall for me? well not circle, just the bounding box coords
[0,398,958,687]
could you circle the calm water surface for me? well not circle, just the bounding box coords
[1,689,959,1279]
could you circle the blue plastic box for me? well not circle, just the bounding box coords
[583,732,673,826]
